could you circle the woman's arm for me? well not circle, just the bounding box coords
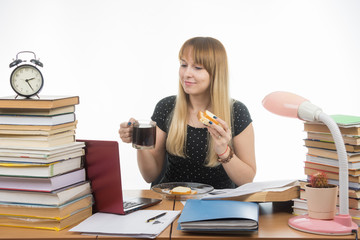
[206,118,256,186]
[136,126,167,183]
[221,123,256,186]
[119,119,167,183]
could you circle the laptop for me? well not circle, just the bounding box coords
[77,139,161,214]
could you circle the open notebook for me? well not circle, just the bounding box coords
[77,139,161,214]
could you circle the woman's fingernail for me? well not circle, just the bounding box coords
[209,121,213,125]
[127,122,132,126]
[213,116,217,119]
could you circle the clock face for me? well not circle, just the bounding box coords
[10,64,44,97]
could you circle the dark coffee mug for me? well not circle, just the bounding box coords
[132,120,156,149]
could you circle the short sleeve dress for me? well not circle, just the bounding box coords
[151,95,252,189]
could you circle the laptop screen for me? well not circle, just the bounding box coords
[77,139,125,214]
[77,139,161,215]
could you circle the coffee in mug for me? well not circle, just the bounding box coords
[132,120,156,149]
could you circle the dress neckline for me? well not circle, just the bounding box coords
[187,124,207,130]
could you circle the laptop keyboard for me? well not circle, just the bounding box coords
[123,201,142,210]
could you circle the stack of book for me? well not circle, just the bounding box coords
[292,114,360,225]
[0,96,92,231]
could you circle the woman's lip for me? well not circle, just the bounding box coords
[185,81,196,85]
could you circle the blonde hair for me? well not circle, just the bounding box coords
[166,37,232,167]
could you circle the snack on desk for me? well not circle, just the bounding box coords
[197,110,219,126]
[151,182,213,201]
[170,186,197,195]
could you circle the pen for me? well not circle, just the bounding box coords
[146,212,167,222]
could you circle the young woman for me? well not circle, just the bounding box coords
[119,37,256,189]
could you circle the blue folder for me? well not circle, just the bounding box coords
[177,199,259,232]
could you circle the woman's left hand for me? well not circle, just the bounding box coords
[206,117,232,155]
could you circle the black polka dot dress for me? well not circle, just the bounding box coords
[151,95,252,189]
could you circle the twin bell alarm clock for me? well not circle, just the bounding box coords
[9,51,44,98]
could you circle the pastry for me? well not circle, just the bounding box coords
[170,186,197,195]
[197,110,219,126]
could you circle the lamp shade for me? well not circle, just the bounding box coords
[262,91,322,122]
[262,91,308,118]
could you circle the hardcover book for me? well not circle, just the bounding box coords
[0,113,75,126]
[0,206,92,231]
[307,132,360,145]
[0,96,79,109]
[0,181,91,206]
[202,179,299,202]
[0,121,77,132]
[304,139,360,153]
[0,105,75,116]
[0,141,85,160]
[0,194,93,219]
[307,147,360,162]
[0,156,82,177]
[0,168,86,192]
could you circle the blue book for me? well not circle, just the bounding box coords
[177,199,259,232]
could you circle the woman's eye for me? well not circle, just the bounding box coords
[180,63,187,68]
[195,66,203,70]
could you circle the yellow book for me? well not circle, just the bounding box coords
[0,194,93,219]
[0,206,92,231]
[0,157,82,177]
[0,120,77,132]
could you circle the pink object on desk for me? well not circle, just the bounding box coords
[262,91,358,235]
[289,215,358,235]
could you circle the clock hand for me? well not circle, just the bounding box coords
[25,79,35,91]
[25,77,35,81]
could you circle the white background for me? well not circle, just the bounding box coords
[0,0,359,190]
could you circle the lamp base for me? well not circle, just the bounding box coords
[288,214,358,235]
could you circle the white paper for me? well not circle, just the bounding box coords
[70,210,181,239]
[202,179,299,200]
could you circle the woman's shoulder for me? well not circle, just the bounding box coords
[157,95,176,105]
[231,99,252,135]
[155,95,176,111]
[152,95,176,132]
[231,99,251,114]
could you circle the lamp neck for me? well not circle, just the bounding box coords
[298,101,322,121]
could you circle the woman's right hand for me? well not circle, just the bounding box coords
[119,118,136,143]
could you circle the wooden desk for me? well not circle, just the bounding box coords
[172,201,359,240]
[0,190,171,240]
[0,190,358,240]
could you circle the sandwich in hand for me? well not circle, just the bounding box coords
[197,110,219,126]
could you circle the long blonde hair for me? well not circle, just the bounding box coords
[166,37,232,167]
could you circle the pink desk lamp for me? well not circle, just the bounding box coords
[262,91,358,235]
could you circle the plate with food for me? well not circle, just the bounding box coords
[151,182,214,200]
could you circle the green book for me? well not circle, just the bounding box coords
[331,115,360,127]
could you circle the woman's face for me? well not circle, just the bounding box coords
[179,48,211,97]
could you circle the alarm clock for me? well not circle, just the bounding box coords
[9,51,44,98]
